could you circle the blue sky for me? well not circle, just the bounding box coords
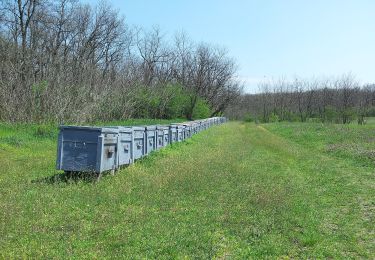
[84,0,375,93]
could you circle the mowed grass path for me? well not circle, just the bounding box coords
[0,122,374,258]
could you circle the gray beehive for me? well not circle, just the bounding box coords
[156,125,169,149]
[56,126,119,174]
[132,126,146,160]
[169,125,178,143]
[117,127,133,166]
[182,123,192,139]
[145,125,157,154]
[176,125,185,142]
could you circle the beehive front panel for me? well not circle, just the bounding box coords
[57,127,100,172]
[99,132,118,172]
[146,131,156,154]
[118,128,133,166]
[169,126,177,143]
[156,129,164,149]
[133,129,145,160]
[163,129,169,146]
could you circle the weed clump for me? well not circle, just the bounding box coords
[0,136,24,147]
[34,125,56,138]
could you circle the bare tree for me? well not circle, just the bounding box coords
[226,75,375,124]
[0,0,241,123]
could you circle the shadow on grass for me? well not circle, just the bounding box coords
[32,165,134,184]
[32,171,102,184]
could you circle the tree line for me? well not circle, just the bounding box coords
[0,0,242,123]
[226,74,375,124]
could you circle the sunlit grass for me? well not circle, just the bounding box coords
[0,121,374,258]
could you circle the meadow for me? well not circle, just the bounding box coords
[0,120,374,258]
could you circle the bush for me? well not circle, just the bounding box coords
[131,84,193,119]
[192,98,211,119]
[324,106,339,123]
[306,118,322,123]
[366,106,375,117]
[284,111,301,122]
[34,125,56,138]
[95,84,211,121]
[341,108,356,124]
[163,84,190,119]
[243,114,254,122]
[269,113,279,123]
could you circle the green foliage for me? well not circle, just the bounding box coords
[366,106,375,117]
[192,98,211,119]
[163,84,190,119]
[243,113,255,122]
[132,86,155,118]
[365,117,375,124]
[34,125,56,138]
[259,105,372,125]
[0,136,24,147]
[269,112,279,123]
[284,111,301,122]
[341,107,356,124]
[130,84,211,120]
[323,106,339,123]
[132,84,192,119]
[306,117,322,123]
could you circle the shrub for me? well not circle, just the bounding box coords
[131,84,193,119]
[324,106,339,123]
[34,125,56,138]
[243,114,254,122]
[269,113,279,123]
[341,108,356,124]
[163,84,190,119]
[306,118,322,123]
[0,136,24,147]
[192,98,211,119]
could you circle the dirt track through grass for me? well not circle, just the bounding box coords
[0,122,374,258]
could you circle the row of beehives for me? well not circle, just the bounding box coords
[56,117,227,176]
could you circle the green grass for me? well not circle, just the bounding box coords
[365,116,375,125]
[0,121,374,258]
[0,119,185,150]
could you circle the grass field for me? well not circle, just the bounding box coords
[0,120,374,258]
